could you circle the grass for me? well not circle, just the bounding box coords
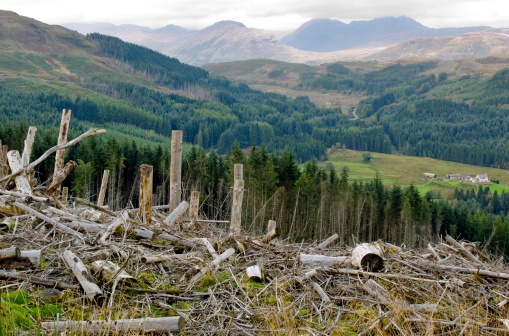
[322,149,509,194]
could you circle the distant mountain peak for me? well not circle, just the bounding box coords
[208,20,246,29]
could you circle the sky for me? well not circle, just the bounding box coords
[3,0,509,32]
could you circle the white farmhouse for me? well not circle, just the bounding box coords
[471,174,489,183]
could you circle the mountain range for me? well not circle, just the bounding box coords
[64,16,509,66]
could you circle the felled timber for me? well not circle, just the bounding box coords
[163,200,189,226]
[90,260,134,282]
[19,250,42,267]
[246,265,263,281]
[0,270,77,290]
[97,211,129,245]
[351,243,384,271]
[45,160,77,196]
[317,233,339,249]
[62,250,103,300]
[40,316,184,334]
[0,246,20,260]
[188,247,236,288]
[299,253,351,268]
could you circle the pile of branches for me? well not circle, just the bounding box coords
[1,126,509,335]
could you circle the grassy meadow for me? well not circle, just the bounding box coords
[321,149,509,195]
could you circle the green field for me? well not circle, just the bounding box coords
[322,149,509,195]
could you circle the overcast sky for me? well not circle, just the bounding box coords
[3,0,509,32]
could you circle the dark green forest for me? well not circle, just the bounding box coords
[2,123,508,257]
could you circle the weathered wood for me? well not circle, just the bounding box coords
[0,199,23,216]
[21,126,37,168]
[351,243,384,272]
[0,270,77,290]
[188,247,236,287]
[169,130,183,212]
[20,250,43,267]
[139,164,153,226]
[230,164,244,235]
[61,186,68,203]
[311,281,331,303]
[156,233,206,251]
[201,238,219,259]
[2,145,9,177]
[246,265,263,281]
[0,128,106,184]
[261,220,278,243]
[12,201,84,238]
[97,211,129,245]
[97,169,110,207]
[0,246,20,260]
[90,260,134,282]
[52,108,72,193]
[446,234,482,265]
[62,250,103,300]
[417,260,509,279]
[45,160,77,196]
[7,150,33,195]
[140,252,200,264]
[317,233,339,249]
[299,253,352,268]
[40,316,184,334]
[76,197,117,217]
[189,190,200,220]
[163,200,189,226]
[0,189,47,202]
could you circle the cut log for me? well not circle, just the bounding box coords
[311,281,331,303]
[97,211,129,245]
[97,169,110,207]
[169,130,183,212]
[188,247,235,287]
[163,200,189,226]
[299,253,351,268]
[351,243,384,272]
[139,164,153,225]
[90,260,134,282]
[156,233,207,251]
[12,201,84,239]
[45,160,77,196]
[445,234,482,265]
[317,233,339,249]
[20,250,42,267]
[40,316,184,334]
[230,164,244,235]
[201,238,219,259]
[0,270,77,290]
[0,246,20,260]
[0,189,47,202]
[7,150,33,195]
[246,265,263,281]
[140,252,200,264]
[62,250,103,300]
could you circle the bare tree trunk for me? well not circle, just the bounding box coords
[97,169,110,207]
[169,130,183,212]
[52,109,72,194]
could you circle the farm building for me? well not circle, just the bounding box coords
[446,174,471,181]
[471,174,489,183]
[424,173,437,178]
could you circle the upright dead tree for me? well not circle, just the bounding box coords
[7,151,33,195]
[169,130,183,213]
[97,169,110,207]
[52,109,72,194]
[139,164,153,226]
[21,126,37,168]
[230,164,244,235]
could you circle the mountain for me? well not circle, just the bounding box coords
[281,16,490,52]
[366,30,509,61]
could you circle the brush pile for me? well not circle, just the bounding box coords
[1,123,509,335]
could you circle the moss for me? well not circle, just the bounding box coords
[31,303,65,320]
[196,274,217,291]
[0,300,34,331]
[1,290,32,305]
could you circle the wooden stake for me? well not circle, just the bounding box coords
[230,164,244,235]
[97,169,110,207]
[169,130,183,213]
[163,200,189,226]
[40,316,183,334]
[7,150,33,195]
[52,109,72,193]
[62,250,102,300]
[139,164,153,226]
[61,187,68,203]
[45,160,77,196]
[189,190,200,220]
